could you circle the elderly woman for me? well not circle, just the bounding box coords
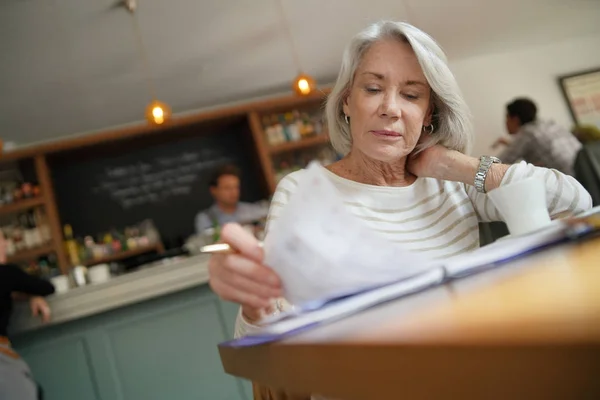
[209,21,591,342]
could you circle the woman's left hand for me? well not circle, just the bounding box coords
[29,296,51,323]
[408,144,509,191]
[407,144,456,179]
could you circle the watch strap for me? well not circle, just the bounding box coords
[474,156,501,193]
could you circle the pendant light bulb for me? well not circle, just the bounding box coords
[145,100,171,125]
[293,73,316,96]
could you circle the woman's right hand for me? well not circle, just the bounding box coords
[30,296,51,323]
[208,223,282,323]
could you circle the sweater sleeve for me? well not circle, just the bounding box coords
[465,161,592,222]
[5,264,55,296]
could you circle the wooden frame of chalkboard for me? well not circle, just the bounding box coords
[0,87,331,273]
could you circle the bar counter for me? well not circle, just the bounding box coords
[9,254,252,400]
[10,254,210,335]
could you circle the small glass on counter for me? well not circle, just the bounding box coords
[184,202,268,255]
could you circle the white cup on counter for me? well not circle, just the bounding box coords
[70,265,88,287]
[50,275,70,294]
[88,264,111,284]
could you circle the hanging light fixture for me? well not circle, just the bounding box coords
[123,0,172,125]
[275,0,317,96]
[293,73,316,96]
[145,100,171,125]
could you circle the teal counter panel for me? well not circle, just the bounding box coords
[12,285,251,400]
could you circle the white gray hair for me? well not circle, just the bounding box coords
[325,21,473,155]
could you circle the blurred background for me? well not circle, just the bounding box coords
[1,1,599,399]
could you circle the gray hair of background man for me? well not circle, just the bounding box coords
[325,20,473,156]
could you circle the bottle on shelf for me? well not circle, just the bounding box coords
[267,115,283,145]
[125,227,138,251]
[63,224,81,266]
[18,213,32,249]
[30,211,43,247]
[83,236,95,261]
[102,232,115,256]
[3,228,16,256]
[35,209,52,244]
[313,115,323,135]
[11,218,25,253]
[32,184,41,197]
[279,114,292,142]
[25,212,38,248]
[295,110,309,138]
[285,112,301,141]
[263,116,278,146]
[12,183,23,203]
[298,112,308,137]
[21,182,33,199]
[3,187,13,205]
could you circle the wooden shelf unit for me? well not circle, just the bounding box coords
[0,156,69,273]
[247,90,331,193]
[0,197,45,216]
[268,134,330,155]
[35,155,69,273]
[7,243,55,264]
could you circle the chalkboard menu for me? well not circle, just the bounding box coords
[92,148,228,210]
[50,120,266,248]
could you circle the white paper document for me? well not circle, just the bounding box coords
[264,162,440,305]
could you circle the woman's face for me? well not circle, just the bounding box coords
[343,39,433,163]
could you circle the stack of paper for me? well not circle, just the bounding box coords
[264,162,440,305]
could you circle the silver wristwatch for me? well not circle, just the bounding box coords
[474,156,501,193]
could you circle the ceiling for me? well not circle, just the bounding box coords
[1,0,599,148]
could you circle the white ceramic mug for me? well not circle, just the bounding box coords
[487,177,551,236]
[70,265,88,287]
[50,275,70,294]
[88,264,111,284]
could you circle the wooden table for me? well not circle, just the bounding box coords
[219,236,600,400]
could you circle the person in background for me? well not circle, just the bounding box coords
[0,231,55,400]
[195,164,268,237]
[492,98,582,175]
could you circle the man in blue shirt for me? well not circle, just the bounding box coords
[195,165,268,235]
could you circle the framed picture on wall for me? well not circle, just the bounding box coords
[558,67,600,128]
